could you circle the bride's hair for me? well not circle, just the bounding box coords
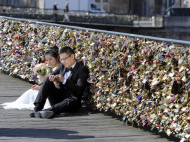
[45,45,59,59]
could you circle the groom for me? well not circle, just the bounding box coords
[31,46,89,118]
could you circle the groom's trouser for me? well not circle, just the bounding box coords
[34,78,81,115]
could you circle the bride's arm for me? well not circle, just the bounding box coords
[53,81,59,89]
[31,84,41,90]
[31,75,47,90]
[49,64,61,89]
[39,75,47,83]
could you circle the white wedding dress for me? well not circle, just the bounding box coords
[1,89,51,110]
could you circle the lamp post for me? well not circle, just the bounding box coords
[78,0,80,12]
[167,0,169,9]
[180,0,181,7]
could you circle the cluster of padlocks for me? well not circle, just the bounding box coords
[0,18,190,141]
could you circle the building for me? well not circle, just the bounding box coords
[0,0,37,8]
[95,0,109,12]
[95,0,189,15]
[0,0,189,15]
[95,0,130,14]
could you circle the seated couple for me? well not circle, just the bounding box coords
[1,46,89,119]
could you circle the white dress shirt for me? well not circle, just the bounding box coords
[62,62,76,84]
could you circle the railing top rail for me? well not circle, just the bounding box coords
[0,16,189,46]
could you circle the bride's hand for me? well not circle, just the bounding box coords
[31,85,41,90]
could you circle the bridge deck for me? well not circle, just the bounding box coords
[0,73,172,142]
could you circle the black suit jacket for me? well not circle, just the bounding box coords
[51,62,89,100]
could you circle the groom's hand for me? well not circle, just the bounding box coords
[49,75,57,82]
[55,74,65,83]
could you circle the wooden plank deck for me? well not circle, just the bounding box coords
[0,73,175,142]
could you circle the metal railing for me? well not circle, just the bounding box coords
[0,7,164,27]
[0,16,187,46]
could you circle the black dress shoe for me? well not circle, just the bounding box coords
[34,111,54,119]
[30,111,35,117]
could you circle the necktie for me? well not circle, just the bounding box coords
[65,67,73,72]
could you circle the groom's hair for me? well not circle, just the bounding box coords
[59,46,74,55]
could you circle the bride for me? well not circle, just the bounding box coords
[1,46,60,110]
